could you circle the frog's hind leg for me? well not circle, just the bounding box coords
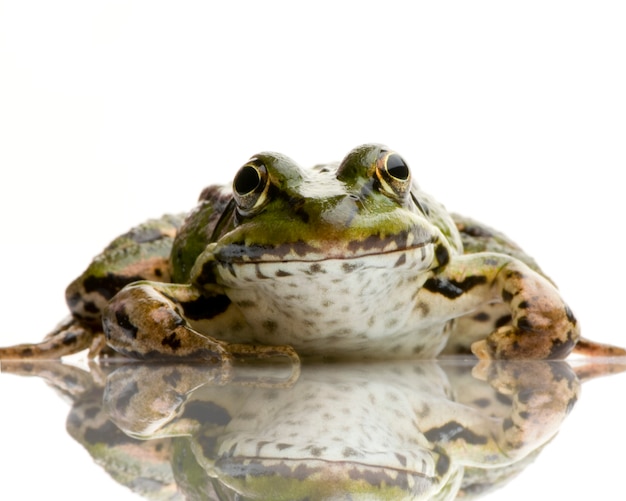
[572,337,626,357]
[0,316,96,359]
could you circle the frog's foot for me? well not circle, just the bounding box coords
[102,282,299,368]
[0,316,95,360]
[103,283,233,365]
[473,360,581,458]
[470,260,580,360]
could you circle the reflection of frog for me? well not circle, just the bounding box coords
[2,144,622,362]
[5,359,615,500]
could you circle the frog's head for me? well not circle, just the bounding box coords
[207,144,459,267]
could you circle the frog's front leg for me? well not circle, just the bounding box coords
[103,282,299,364]
[424,253,580,359]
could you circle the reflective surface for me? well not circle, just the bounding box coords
[2,356,625,500]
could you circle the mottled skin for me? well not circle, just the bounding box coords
[3,358,606,500]
[0,144,621,362]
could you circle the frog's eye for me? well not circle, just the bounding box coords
[233,159,270,215]
[375,152,411,199]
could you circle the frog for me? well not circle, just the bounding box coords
[0,144,622,362]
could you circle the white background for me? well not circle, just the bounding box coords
[1,1,625,500]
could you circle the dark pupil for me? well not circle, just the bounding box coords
[234,165,261,195]
[386,154,409,180]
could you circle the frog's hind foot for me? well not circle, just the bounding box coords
[0,316,95,360]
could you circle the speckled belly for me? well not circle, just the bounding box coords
[215,246,450,357]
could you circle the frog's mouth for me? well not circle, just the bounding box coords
[215,456,437,497]
[213,227,439,264]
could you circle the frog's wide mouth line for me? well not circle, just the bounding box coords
[214,232,437,265]
[216,241,434,268]
[216,456,436,488]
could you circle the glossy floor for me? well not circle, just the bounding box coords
[1,357,624,500]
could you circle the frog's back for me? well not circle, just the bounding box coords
[452,213,545,277]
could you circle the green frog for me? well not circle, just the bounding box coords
[0,144,621,362]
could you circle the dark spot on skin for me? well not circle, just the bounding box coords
[66,292,81,310]
[458,223,493,238]
[473,312,490,322]
[161,333,181,351]
[516,316,533,331]
[62,374,79,388]
[501,290,513,303]
[395,453,408,467]
[84,406,100,420]
[276,443,293,451]
[198,184,226,202]
[548,332,576,359]
[154,267,163,278]
[180,294,231,321]
[496,393,513,406]
[433,447,451,476]
[62,331,79,346]
[394,253,407,267]
[262,320,278,333]
[198,434,219,458]
[518,300,530,309]
[84,420,135,447]
[83,301,100,314]
[308,446,325,457]
[117,226,168,245]
[288,197,311,225]
[162,368,182,386]
[114,381,139,413]
[472,398,491,408]
[197,261,219,287]
[255,441,271,456]
[413,300,430,317]
[518,411,531,419]
[342,262,359,273]
[342,447,359,458]
[305,263,324,275]
[181,400,231,426]
[518,389,533,404]
[255,264,269,279]
[412,344,425,354]
[83,273,145,301]
[423,275,487,299]
[435,244,450,268]
[495,314,512,328]
[503,418,515,430]
[565,305,577,325]
[275,269,292,277]
[115,307,138,339]
[424,422,488,445]
[566,395,579,414]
